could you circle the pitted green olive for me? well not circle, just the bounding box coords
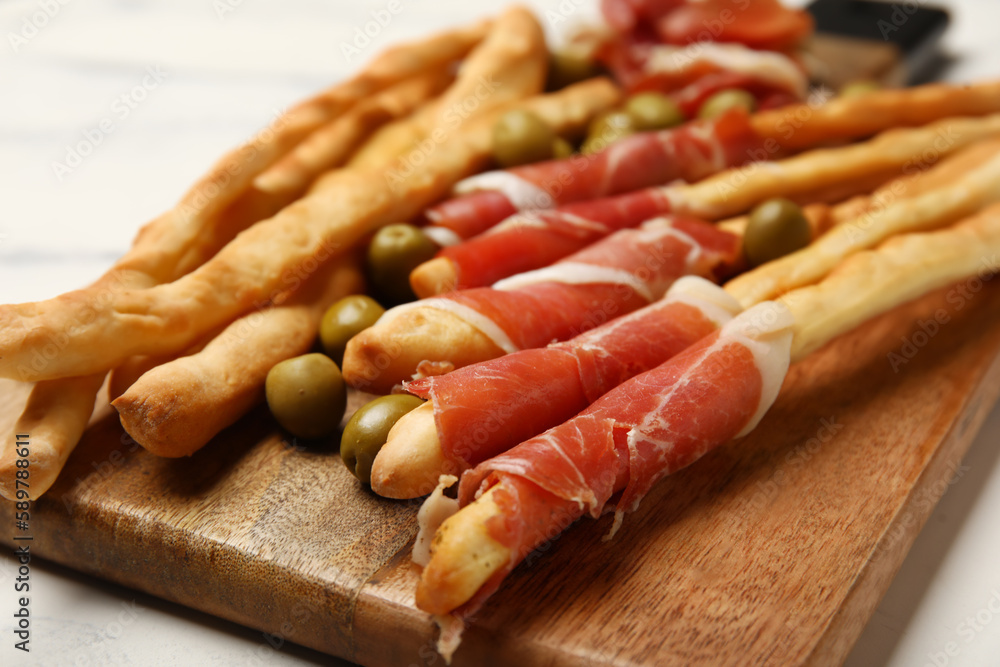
[319,295,385,364]
[341,394,425,484]
[624,92,685,131]
[547,49,597,91]
[366,223,438,306]
[697,88,757,119]
[265,353,346,439]
[743,198,812,267]
[492,110,557,168]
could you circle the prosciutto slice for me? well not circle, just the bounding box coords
[453,302,794,613]
[601,0,813,52]
[388,218,741,363]
[406,276,740,472]
[439,184,747,290]
[423,109,762,240]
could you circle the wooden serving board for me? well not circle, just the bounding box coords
[4,278,1000,667]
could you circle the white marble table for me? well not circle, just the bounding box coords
[1,0,999,664]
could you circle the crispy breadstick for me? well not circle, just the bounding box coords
[112,258,363,457]
[252,70,454,197]
[724,146,1000,307]
[417,201,1000,618]
[671,113,1000,221]
[0,78,618,384]
[752,80,1000,152]
[344,6,547,172]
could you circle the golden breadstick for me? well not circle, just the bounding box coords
[672,113,1000,221]
[252,70,454,197]
[0,78,618,384]
[112,258,363,457]
[752,80,1000,152]
[725,146,1000,307]
[344,6,547,172]
[418,201,1000,618]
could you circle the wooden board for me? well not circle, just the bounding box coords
[3,278,1000,667]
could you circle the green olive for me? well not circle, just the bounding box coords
[366,223,439,306]
[319,295,385,364]
[581,111,636,155]
[840,80,881,98]
[624,92,685,131]
[743,198,812,267]
[492,110,557,168]
[697,89,757,119]
[265,353,347,439]
[341,394,425,484]
[546,49,597,91]
[552,136,574,159]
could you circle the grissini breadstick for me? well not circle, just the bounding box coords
[0,77,618,384]
[416,200,1000,629]
[374,138,1000,498]
[344,5,548,172]
[344,217,743,394]
[251,70,454,199]
[111,258,363,457]
[750,80,1000,152]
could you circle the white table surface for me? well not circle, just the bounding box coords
[1,0,999,665]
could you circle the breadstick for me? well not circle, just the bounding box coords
[0,78,618,384]
[724,145,1000,307]
[252,70,454,199]
[752,80,1000,152]
[112,258,363,457]
[344,6,547,172]
[671,113,1000,221]
[418,201,1000,619]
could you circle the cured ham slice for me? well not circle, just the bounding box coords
[607,42,807,111]
[395,219,740,355]
[450,302,794,612]
[423,109,762,240]
[600,0,813,52]
[406,277,738,474]
[436,187,744,290]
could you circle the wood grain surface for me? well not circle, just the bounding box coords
[3,278,1000,667]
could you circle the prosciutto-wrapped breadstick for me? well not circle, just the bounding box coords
[423,108,763,240]
[411,112,1000,296]
[421,81,1000,240]
[344,217,742,393]
[416,201,1000,655]
[373,277,740,498]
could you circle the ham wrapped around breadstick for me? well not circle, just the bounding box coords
[344,216,742,393]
